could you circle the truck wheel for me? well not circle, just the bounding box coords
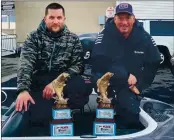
[157,46,171,68]
[169,58,174,75]
[159,52,165,65]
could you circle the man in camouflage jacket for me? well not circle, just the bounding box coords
[15,3,92,117]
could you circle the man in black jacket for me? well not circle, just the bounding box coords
[92,3,161,123]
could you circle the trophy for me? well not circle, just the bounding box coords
[93,72,116,136]
[50,73,74,137]
[93,72,140,136]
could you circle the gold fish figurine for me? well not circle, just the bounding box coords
[52,72,70,107]
[97,72,114,103]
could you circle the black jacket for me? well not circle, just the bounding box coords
[91,19,161,92]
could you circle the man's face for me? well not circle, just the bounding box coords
[44,9,65,32]
[114,13,135,35]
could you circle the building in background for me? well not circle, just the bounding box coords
[1,15,16,30]
[14,0,116,42]
[1,1,16,34]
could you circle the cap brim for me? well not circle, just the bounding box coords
[115,11,134,15]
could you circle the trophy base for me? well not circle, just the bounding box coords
[50,119,74,136]
[53,105,69,109]
[93,118,116,136]
[52,106,71,120]
[98,103,114,109]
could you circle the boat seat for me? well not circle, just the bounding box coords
[1,102,30,137]
[3,102,16,116]
[143,102,170,122]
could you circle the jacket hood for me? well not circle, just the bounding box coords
[105,18,145,37]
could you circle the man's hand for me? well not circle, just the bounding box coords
[43,83,55,100]
[16,91,35,112]
[128,74,140,94]
[128,74,137,86]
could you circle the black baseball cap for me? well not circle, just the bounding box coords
[115,3,134,15]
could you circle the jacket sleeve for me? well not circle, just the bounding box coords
[66,36,84,75]
[137,35,161,92]
[17,32,38,95]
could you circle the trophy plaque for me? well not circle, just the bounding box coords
[93,72,116,136]
[50,119,73,136]
[96,103,114,119]
[50,73,74,136]
[52,106,71,120]
[93,118,116,136]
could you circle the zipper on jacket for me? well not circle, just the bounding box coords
[49,42,56,72]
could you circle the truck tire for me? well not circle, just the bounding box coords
[169,58,174,75]
[157,46,171,68]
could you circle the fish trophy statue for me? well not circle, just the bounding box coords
[96,72,113,107]
[96,72,140,107]
[93,72,140,136]
[50,73,74,137]
[52,72,70,108]
[93,72,116,136]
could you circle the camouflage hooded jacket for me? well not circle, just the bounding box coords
[17,20,84,94]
